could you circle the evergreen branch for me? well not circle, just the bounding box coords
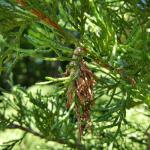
[8,123,87,150]
[0,1,149,149]
[93,59,136,86]
[15,0,80,45]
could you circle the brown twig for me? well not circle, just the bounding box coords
[8,123,86,150]
[8,123,44,138]
[16,0,63,32]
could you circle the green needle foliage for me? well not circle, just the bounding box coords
[0,0,150,149]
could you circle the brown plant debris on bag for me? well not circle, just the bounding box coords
[66,47,96,139]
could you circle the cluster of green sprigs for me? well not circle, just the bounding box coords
[0,85,85,149]
[0,0,34,74]
[0,0,150,149]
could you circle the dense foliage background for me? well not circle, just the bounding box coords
[0,0,150,149]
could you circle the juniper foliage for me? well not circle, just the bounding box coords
[0,0,150,149]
